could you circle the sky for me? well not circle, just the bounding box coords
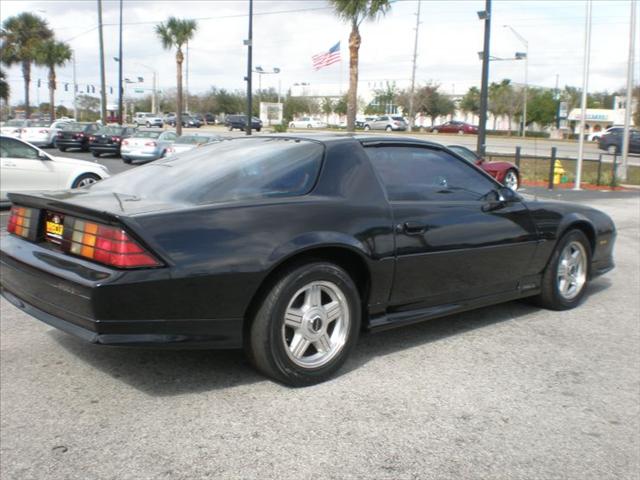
[0,0,637,108]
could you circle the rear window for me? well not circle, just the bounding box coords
[391,116,405,122]
[175,135,215,145]
[91,138,324,204]
[62,122,91,131]
[26,120,49,127]
[98,126,126,135]
[132,131,161,139]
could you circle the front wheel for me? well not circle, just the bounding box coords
[91,151,100,158]
[122,156,132,164]
[246,262,361,386]
[503,169,519,190]
[532,230,591,310]
[59,146,67,152]
[72,173,101,188]
[228,126,234,131]
[363,125,370,131]
[146,122,151,127]
[385,126,392,132]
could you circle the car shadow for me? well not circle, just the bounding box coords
[51,277,612,395]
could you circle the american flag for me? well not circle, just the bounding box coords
[312,42,341,70]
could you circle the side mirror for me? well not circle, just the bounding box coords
[38,152,50,161]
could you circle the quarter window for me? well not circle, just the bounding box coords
[366,146,496,202]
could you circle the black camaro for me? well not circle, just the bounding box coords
[0,135,616,386]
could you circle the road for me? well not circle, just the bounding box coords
[1,188,638,479]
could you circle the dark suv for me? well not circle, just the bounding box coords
[56,122,100,152]
[225,115,262,132]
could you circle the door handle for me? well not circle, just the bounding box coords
[403,221,427,234]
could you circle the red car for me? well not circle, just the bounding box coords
[448,145,520,190]
[431,121,478,135]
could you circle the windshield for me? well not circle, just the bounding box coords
[6,120,24,126]
[62,122,91,131]
[448,146,478,164]
[25,120,49,127]
[91,137,324,205]
[132,131,161,139]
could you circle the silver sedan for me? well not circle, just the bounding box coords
[120,130,177,163]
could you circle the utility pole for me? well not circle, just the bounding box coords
[620,0,636,182]
[476,0,492,156]
[117,0,124,125]
[245,0,253,135]
[97,0,107,124]
[575,0,593,190]
[72,50,78,118]
[408,0,422,131]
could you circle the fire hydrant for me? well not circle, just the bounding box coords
[554,160,565,184]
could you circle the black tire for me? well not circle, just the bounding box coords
[91,151,100,158]
[246,262,361,387]
[228,126,234,131]
[531,230,592,310]
[385,125,392,132]
[122,156,132,164]
[364,125,370,131]
[59,147,67,152]
[256,127,261,132]
[71,173,101,188]
[289,123,295,128]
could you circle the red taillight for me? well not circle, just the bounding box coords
[144,141,157,147]
[7,206,34,238]
[89,136,96,141]
[122,139,129,146]
[66,219,161,268]
[111,136,121,142]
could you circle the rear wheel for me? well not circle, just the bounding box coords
[59,146,67,152]
[532,230,591,310]
[364,125,370,131]
[503,169,519,190]
[247,262,361,386]
[91,151,100,158]
[72,173,101,188]
[385,126,392,132]
[228,126,234,131]
[122,156,132,164]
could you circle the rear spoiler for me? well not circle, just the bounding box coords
[7,192,123,226]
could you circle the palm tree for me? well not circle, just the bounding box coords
[155,17,197,135]
[0,13,53,117]
[35,40,72,121]
[0,68,9,102]
[329,0,391,132]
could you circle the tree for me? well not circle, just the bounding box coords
[321,97,334,122]
[329,0,391,131]
[283,95,318,121]
[413,83,454,125]
[460,86,480,118]
[76,94,100,121]
[487,79,521,133]
[334,94,348,116]
[0,68,8,102]
[365,81,398,115]
[526,88,556,128]
[155,17,197,135]
[34,39,72,121]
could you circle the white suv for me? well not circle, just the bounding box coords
[134,112,163,128]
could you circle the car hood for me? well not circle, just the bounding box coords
[50,154,109,171]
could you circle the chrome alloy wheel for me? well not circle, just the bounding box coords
[557,241,587,300]
[504,170,519,190]
[281,280,350,369]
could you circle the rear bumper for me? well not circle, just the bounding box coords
[0,237,243,349]
[90,145,120,154]
[57,139,86,149]
[119,150,160,160]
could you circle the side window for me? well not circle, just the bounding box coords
[0,138,40,159]
[366,146,496,202]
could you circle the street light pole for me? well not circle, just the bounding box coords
[504,25,528,137]
[620,0,636,182]
[97,0,107,124]
[408,0,422,131]
[137,63,158,113]
[245,0,253,135]
[117,0,123,125]
[575,0,593,191]
[476,0,492,157]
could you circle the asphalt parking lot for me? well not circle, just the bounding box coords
[1,163,639,479]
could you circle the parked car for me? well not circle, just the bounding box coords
[0,135,109,205]
[363,115,408,132]
[598,128,640,154]
[163,112,176,125]
[0,119,28,137]
[56,122,100,152]
[89,126,137,158]
[588,126,624,142]
[204,113,216,125]
[119,129,178,163]
[192,113,205,125]
[355,116,376,129]
[12,120,52,147]
[289,117,327,129]
[133,112,163,128]
[225,115,262,132]
[46,119,75,148]
[447,145,520,190]
[166,113,202,128]
[165,133,225,156]
[0,135,616,386]
[431,121,478,135]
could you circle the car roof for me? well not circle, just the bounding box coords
[248,133,445,149]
